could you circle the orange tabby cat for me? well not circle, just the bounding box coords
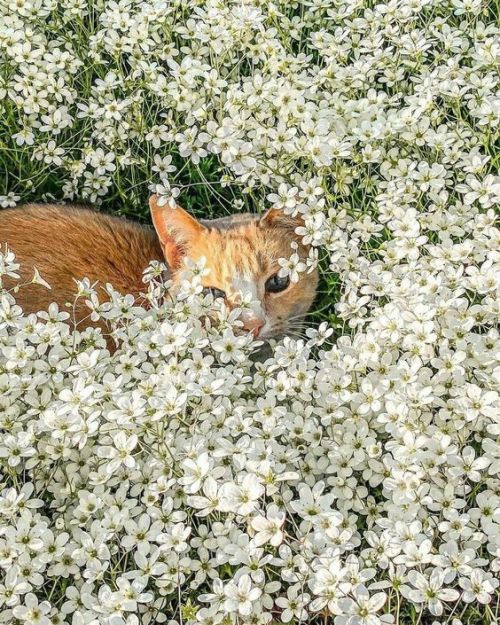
[0,196,318,339]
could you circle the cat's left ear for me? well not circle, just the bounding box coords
[149,195,206,269]
[259,208,304,232]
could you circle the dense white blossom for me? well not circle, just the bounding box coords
[1,0,499,624]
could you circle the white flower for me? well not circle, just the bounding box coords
[186,476,221,517]
[211,329,250,364]
[219,474,265,516]
[459,569,499,604]
[250,504,285,547]
[336,585,387,625]
[0,567,30,608]
[278,253,306,283]
[179,453,211,494]
[0,192,20,208]
[275,585,310,623]
[267,184,299,211]
[13,593,51,625]
[223,574,262,616]
[97,432,138,474]
[405,570,460,616]
[157,523,191,553]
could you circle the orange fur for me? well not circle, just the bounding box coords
[150,196,318,338]
[0,204,163,327]
[0,199,318,338]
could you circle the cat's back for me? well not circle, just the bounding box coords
[0,203,163,321]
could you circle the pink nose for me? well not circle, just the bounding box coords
[242,318,265,338]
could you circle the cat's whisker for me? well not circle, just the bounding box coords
[286,323,307,333]
[283,314,307,324]
[285,331,307,340]
[265,320,309,342]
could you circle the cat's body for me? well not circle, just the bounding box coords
[0,199,318,339]
[0,204,164,325]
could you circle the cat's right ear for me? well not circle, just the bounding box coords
[259,208,305,232]
[149,195,205,269]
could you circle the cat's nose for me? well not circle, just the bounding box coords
[242,317,265,338]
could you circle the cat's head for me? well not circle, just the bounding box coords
[150,195,318,339]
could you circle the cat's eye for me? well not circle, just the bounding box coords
[265,273,290,293]
[202,286,226,299]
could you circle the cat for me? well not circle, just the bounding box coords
[0,195,318,339]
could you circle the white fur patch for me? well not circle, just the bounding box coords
[232,273,266,323]
[232,273,259,301]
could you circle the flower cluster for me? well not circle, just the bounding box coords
[0,234,499,625]
[1,0,499,624]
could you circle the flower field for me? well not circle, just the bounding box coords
[0,1,499,624]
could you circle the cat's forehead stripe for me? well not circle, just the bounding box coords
[216,231,258,272]
[201,219,286,280]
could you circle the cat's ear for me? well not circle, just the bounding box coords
[259,208,304,232]
[149,195,206,269]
